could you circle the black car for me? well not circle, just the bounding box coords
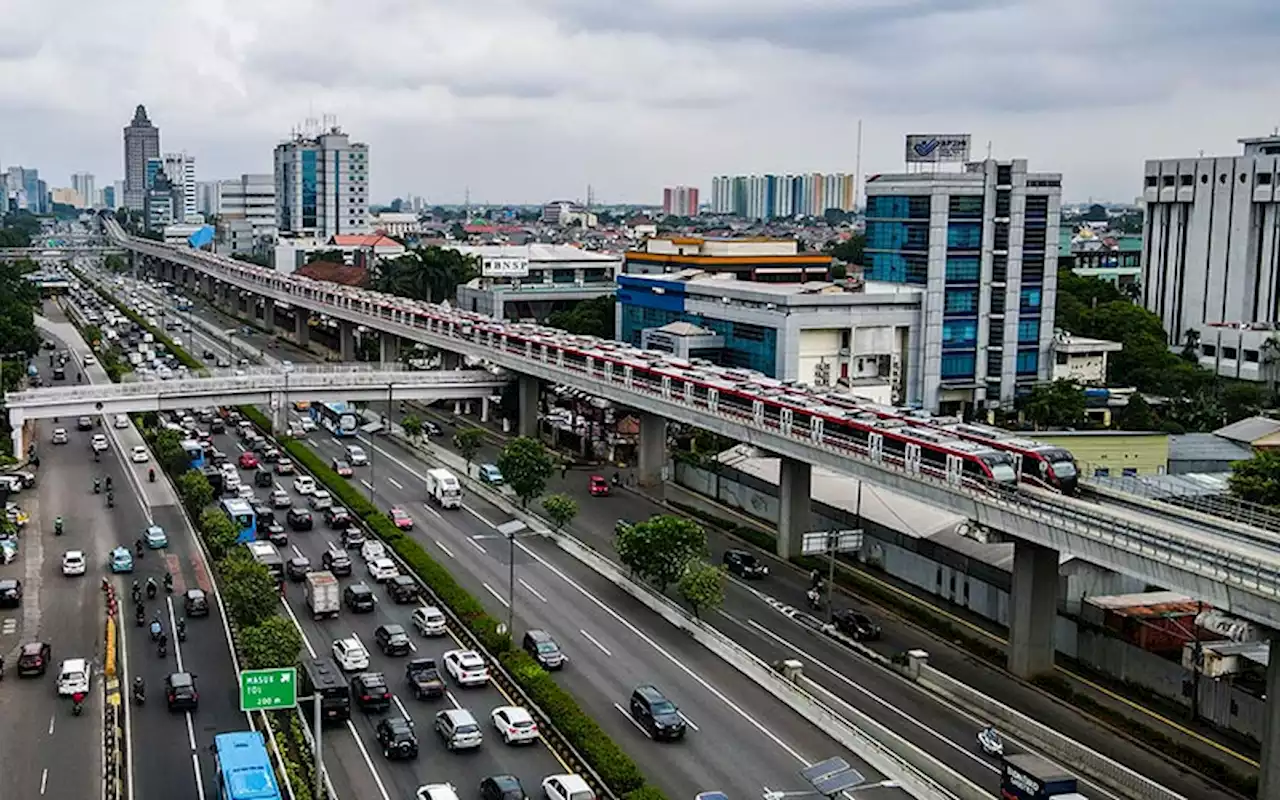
[374,624,412,656]
[254,468,274,488]
[375,716,418,760]
[344,582,375,613]
[387,575,419,604]
[722,549,769,579]
[165,672,199,711]
[480,775,526,800]
[422,420,443,437]
[286,556,312,582]
[323,549,353,577]
[351,672,391,712]
[0,579,23,608]
[629,684,686,740]
[209,419,226,435]
[184,588,209,617]
[202,349,215,360]
[341,526,365,549]
[324,506,352,529]
[522,629,565,670]
[264,521,289,546]
[832,610,882,641]
[405,658,445,699]
[287,508,313,531]
[252,505,276,526]
[16,641,51,677]
[261,447,281,463]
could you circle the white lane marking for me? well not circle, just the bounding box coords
[445,691,462,710]
[579,629,612,657]
[235,442,245,452]
[483,583,509,607]
[423,504,442,520]
[344,719,394,800]
[518,578,547,603]
[393,695,413,724]
[292,544,305,559]
[467,538,487,555]
[614,703,650,737]
[741,617,999,773]
[47,715,55,735]
[462,503,496,527]
[190,754,206,800]
[40,768,47,795]
[679,711,701,732]
[387,477,403,490]
[432,539,455,559]
[360,479,374,492]
[166,593,185,673]
[185,709,198,751]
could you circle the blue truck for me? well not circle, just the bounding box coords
[1001,754,1088,800]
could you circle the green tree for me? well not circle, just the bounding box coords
[151,428,189,475]
[175,469,212,514]
[373,246,480,303]
[678,561,725,619]
[239,616,303,670]
[453,427,485,473]
[219,552,280,627]
[1020,380,1087,430]
[103,254,127,272]
[1115,394,1156,431]
[1229,450,1280,506]
[546,296,616,339]
[401,414,423,440]
[615,514,706,591]
[497,436,555,507]
[826,232,865,267]
[1221,383,1264,425]
[541,494,578,531]
[198,508,240,562]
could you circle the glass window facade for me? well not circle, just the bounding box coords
[945,257,979,281]
[866,195,930,219]
[866,252,927,284]
[866,221,929,252]
[301,150,318,230]
[947,222,982,250]
[1019,287,1041,311]
[944,288,977,314]
[1016,349,1039,375]
[941,352,976,379]
[942,320,977,347]
[1017,318,1040,343]
[948,195,984,219]
[618,304,777,376]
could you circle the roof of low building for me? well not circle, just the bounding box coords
[1215,416,1280,445]
[329,233,404,249]
[295,261,368,287]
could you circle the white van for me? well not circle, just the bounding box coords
[57,658,90,696]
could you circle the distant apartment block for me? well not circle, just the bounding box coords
[216,173,277,255]
[662,186,699,217]
[163,152,198,222]
[710,173,856,219]
[540,200,596,228]
[71,173,96,208]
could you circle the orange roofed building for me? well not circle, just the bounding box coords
[623,235,831,283]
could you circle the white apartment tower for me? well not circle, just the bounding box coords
[162,152,198,222]
[273,124,369,239]
[71,173,96,208]
[1143,135,1280,381]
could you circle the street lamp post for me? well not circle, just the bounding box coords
[495,519,532,639]
[762,756,899,800]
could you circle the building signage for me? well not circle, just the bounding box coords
[904,134,971,163]
[482,257,529,278]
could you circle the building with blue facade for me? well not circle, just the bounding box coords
[274,124,370,242]
[616,270,922,404]
[864,159,1062,415]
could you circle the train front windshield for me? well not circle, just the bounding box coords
[982,454,1018,483]
[1042,449,1078,480]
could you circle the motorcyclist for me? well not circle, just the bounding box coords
[163,572,173,593]
[805,586,821,609]
[150,618,162,640]
[106,491,114,508]
[54,517,63,535]
[131,580,141,603]
[148,467,155,483]
[176,618,187,641]
[72,691,86,714]
[135,604,145,626]
[132,676,145,704]
[94,477,101,494]
[105,476,113,492]
[145,577,157,598]
[135,539,145,557]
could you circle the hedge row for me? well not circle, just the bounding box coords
[268,424,653,798]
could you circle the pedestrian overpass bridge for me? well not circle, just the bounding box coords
[0,245,126,261]
[7,365,507,425]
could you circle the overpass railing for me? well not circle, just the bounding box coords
[110,224,1280,613]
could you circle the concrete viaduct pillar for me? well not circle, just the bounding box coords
[380,332,401,366]
[777,458,812,558]
[262,299,276,332]
[440,350,461,370]
[636,412,666,487]
[338,320,357,362]
[1259,639,1280,798]
[8,409,24,461]
[517,374,540,438]
[1008,540,1060,678]
[294,310,310,346]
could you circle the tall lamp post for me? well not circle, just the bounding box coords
[368,383,392,504]
[495,519,536,639]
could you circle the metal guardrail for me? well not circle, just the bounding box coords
[1086,475,1280,535]
[109,223,1280,617]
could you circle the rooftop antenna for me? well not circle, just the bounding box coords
[986,140,993,160]
[854,119,863,212]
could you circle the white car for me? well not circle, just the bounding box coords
[491,705,539,744]
[56,658,91,696]
[237,484,255,500]
[298,417,316,432]
[293,476,316,495]
[271,489,291,508]
[91,434,109,452]
[61,550,87,576]
[442,649,488,687]
[368,557,398,583]
[308,489,333,511]
[113,414,129,429]
[130,446,150,463]
[360,540,386,563]
[416,784,461,800]
[83,354,96,366]
[542,775,595,800]
[51,428,68,444]
[331,638,370,671]
[411,605,447,637]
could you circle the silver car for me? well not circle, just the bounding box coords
[435,708,482,751]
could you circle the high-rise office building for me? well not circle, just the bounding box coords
[163,152,197,222]
[144,170,175,232]
[274,124,369,239]
[865,158,1062,414]
[71,173,95,208]
[662,186,700,216]
[1142,135,1280,381]
[123,105,160,212]
[5,167,45,213]
[102,185,116,209]
[710,173,856,219]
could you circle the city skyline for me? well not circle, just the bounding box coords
[0,2,1277,205]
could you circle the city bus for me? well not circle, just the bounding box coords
[299,657,352,724]
[182,439,206,469]
[245,540,284,582]
[213,731,282,800]
[310,402,359,437]
[220,497,257,544]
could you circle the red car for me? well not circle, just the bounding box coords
[238,451,259,469]
[589,475,610,497]
[388,507,413,530]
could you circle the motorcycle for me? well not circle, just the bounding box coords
[157,639,167,659]
[72,694,85,715]
[176,619,187,643]
[93,479,101,494]
[106,492,114,508]
[54,517,63,536]
[145,579,157,600]
[163,574,173,594]
[148,468,155,483]
[977,727,1004,757]
[150,620,162,641]
[805,588,822,611]
[135,607,146,627]
[132,679,145,706]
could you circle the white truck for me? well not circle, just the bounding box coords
[425,468,462,509]
[304,571,340,619]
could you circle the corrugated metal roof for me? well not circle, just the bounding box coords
[1214,416,1280,444]
[1168,434,1253,463]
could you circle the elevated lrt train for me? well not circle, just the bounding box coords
[168,246,1083,495]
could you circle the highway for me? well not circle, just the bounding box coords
[148,269,1247,800]
[103,269,914,799]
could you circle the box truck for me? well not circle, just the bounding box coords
[425,468,462,509]
[305,571,341,619]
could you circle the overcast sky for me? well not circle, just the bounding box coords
[2,0,1278,206]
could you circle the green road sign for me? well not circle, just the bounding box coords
[239,667,298,711]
